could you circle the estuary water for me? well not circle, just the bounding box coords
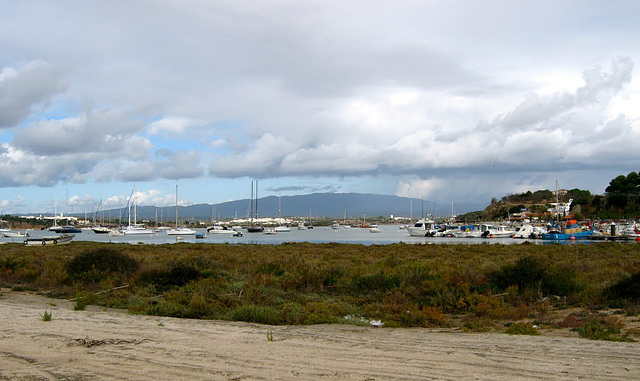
[0,224,597,246]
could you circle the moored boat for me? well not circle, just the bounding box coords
[167,227,197,235]
[91,226,111,234]
[541,220,593,240]
[406,218,438,237]
[24,234,75,246]
[167,185,196,236]
[3,231,29,238]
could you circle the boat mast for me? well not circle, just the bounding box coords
[343,205,347,225]
[175,184,178,228]
[250,180,254,224]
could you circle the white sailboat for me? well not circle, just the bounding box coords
[167,185,196,236]
[48,198,62,232]
[274,193,290,232]
[122,187,153,235]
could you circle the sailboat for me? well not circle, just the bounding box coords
[247,180,264,233]
[167,185,196,236]
[343,206,351,229]
[91,200,110,234]
[122,187,153,235]
[274,193,290,232]
[48,198,62,232]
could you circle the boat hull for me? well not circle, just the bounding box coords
[166,228,196,235]
[24,234,74,246]
[541,230,594,240]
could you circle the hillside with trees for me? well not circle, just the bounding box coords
[459,172,640,221]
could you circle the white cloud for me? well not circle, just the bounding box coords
[148,116,199,135]
[395,178,444,199]
[0,196,26,213]
[0,61,68,128]
[13,109,150,156]
[2,2,640,212]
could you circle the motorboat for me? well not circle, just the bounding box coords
[406,218,438,237]
[207,225,243,236]
[91,226,111,234]
[480,224,517,238]
[167,227,196,235]
[274,225,291,232]
[3,231,29,238]
[207,225,236,234]
[24,234,75,246]
[513,224,545,239]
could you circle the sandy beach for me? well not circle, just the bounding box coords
[1,289,638,380]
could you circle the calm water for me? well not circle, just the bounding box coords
[1,225,603,245]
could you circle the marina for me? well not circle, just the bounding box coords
[2,223,637,246]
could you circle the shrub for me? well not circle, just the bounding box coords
[139,264,201,292]
[353,271,400,292]
[488,256,581,297]
[74,294,88,311]
[557,314,582,328]
[604,272,640,306]
[505,322,540,335]
[231,305,282,325]
[255,263,285,277]
[575,319,634,342]
[469,293,507,319]
[489,256,546,293]
[67,248,138,282]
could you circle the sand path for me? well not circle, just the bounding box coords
[1,290,638,380]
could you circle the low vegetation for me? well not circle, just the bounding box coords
[1,241,639,340]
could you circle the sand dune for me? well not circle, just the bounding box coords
[1,290,638,380]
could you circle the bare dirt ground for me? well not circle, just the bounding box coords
[1,289,638,380]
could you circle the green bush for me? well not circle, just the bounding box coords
[139,264,201,292]
[231,305,282,325]
[505,322,540,335]
[488,256,581,297]
[604,272,640,306]
[74,294,88,311]
[575,319,634,342]
[67,248,138,282]
[353,271,400,292]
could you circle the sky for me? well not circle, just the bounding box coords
[1,0,640,215]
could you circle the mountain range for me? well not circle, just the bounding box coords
[81,193,485,222]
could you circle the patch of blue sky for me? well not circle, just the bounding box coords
[149,136,200,153]
[20,99,82,126]
[0,130,12,143]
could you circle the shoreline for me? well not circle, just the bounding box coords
[1,289,639,380]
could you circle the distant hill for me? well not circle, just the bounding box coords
[78,193,485,221]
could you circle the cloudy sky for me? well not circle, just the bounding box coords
[1,0,639,215]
